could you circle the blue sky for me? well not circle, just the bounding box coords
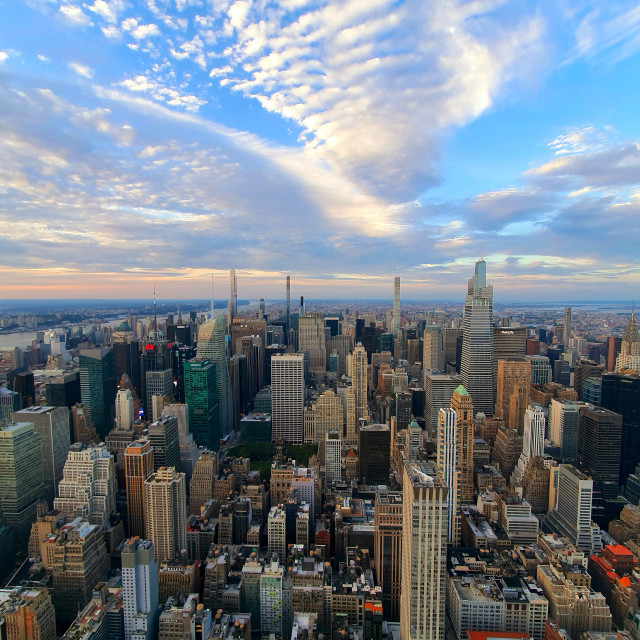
[0,0,639,301]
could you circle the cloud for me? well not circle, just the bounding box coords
[59,4,93,25]
[85,0,126,24]
[0,52,7,64]
[68,62,94,78]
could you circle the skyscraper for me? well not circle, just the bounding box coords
[324,430,342,485]
[436,407,460,544]
[79,347,117,437]
[0,422,44,553]
[122,538,160,640]
[359,424,391,484]
[229,268,238,321]
[196,315,233,438]
[450,386,474,503]
[13,405,70,503]
[115,388,135,430]
[352,343,369,424]
[125,439,154,538]
[423,325,443,371]
[139,339,174,420]
[461,257,494,416]
[183,358,220,451]
[400,461,448,640]
[512,405,546,485]
[144,466,187,562]
[495,359,531,430]
[563,307,572,347]
[147,415,181,471]
[286,275,291,344]
[271,353,305,443]
[298,312,326,375]
[374,491,402,620]
[393,277,400,337]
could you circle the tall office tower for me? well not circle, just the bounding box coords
[461,257,494,416]
[286,276,291,343]
[546,464,601,554]
[267,506,287,561]
[79,347,117,437]
[393,277,400,337]
[196,315,232,438]
[577,406,623,499]
[125,439,154,538]
[112,319,141,397]
[437,408,460,544]
[601,373,640,486]
[145,370,173,420]
[607,336,623,372]
[423,325,443,371]
[512,405,545,485]
[313,390,343,443]
[54,443,116,527]
[189,451,216,514]
[161,403,200,482]
[271,353,305,443]
[71,403,99,445]
[400,461,447,640]
[140,338,174,419]
[549,399,580,462]
[495,359,531,430]
[0,422,44,553]
[344,387,357,446]
[229,268,238,321]
[450,386,475,503]
[0,387,21,421]
[115,388,135,430]
[183,358,220,451]
[352,343,369,423]
[44,370,81,409]
[493,326,527,397]
[261,559,284,635]
[122,538,160,640]
[148,415,181,471]
[13,405,70,503]
[443,327,463,370]
[374,492,402,620]
[324,430,342,485]
[144,467,187,562]
[423,372,463,435]
[358,424,391,484]
[563,307,572,347]
[526,355,552,385]
[298,312,326,375]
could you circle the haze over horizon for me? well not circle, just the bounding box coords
[1,1,639,299]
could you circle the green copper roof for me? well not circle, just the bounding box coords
[409,419,420,428]
[454,385,469,396]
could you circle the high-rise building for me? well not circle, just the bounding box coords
[359,424,390,484]
[324,430,342,485]
[260,560,284,635]
[161,402,200,482]
[44,370,81,409]
[115,388,135,430]
[545,464,602,554]
[512,405,546,485]
[229,268,238,321]
[124,439,154,538]
[563,307,572,347]
[267,506,287,561]
[144,466,187,562]
[0,587,56,640]
[461,258,494,416]
[312,390,343,443]
[423,371,462,435]
[148,415,181,471]
[549,399,581,462]
[0,422,44,553]
[352,343,369,424]
[600,373,640,486]
[298,312,326,375]
[79,347,117,437]
[423,325,443,371]
[189,451,216,515]
[437,407,460,544]
[393,277,400,337]
[13,405,70,503]
[450,386,474,503]
[122,538,160,640]
[271,353,305,443]
[71,402,99,445]
[495,359,531,430]
[374,492,402,620]
[577,405,623,500]
[196,315,232,438]
[54,442,117,527]
[183,358,220,451]
[400,461,448,640]
[526,354,552,385]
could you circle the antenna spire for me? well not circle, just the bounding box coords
[481,242,484,261]
[153,283,157,335]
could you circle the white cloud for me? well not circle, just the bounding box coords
[0,52,7,64]
[59,4,93,25]
[131,23,160,39]
[85,0,126,23]
[37,54,51,62]
[68,62,94,78]
[101,25,120,38]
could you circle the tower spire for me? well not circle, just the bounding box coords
[210,274,215,318]
[153,283,157,335]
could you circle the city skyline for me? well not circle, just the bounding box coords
[1,1,639,300]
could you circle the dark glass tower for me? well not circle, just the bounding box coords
[79,347,117,438]
[183,359,220,451]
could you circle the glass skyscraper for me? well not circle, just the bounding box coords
[184,358,220,451]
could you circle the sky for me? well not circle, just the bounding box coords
[0,0,639,302]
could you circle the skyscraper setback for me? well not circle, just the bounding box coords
[461,257,494,416]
